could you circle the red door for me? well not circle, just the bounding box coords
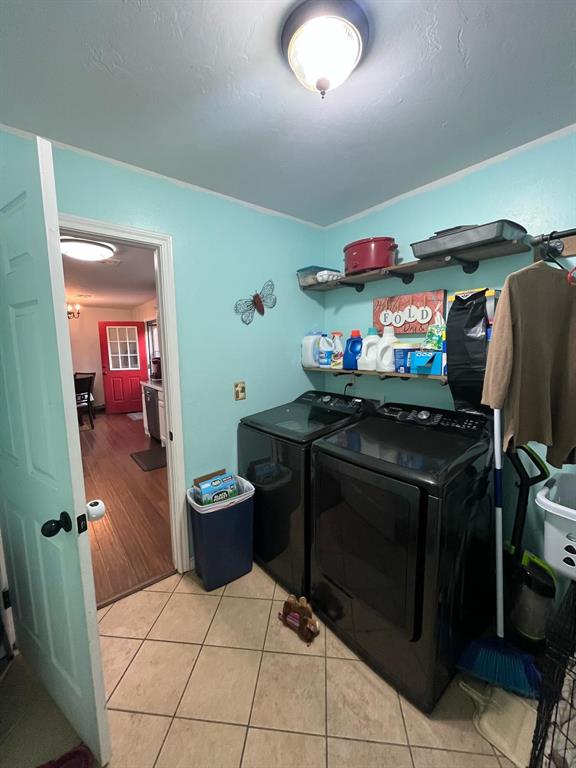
[98,321,148,413]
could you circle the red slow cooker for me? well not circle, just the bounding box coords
[343,237,397,275]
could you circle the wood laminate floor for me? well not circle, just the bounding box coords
[80,413,174,607]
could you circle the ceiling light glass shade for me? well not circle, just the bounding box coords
[60,238,115,262]
[281,0,369,97]
[288,15,363,94]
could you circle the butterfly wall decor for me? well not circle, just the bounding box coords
[234,280,277,325]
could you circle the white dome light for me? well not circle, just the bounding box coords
[282,0,369,98]
[288,16,362,95]
[60,238,115,262]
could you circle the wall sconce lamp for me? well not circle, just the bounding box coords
[67,303,81,320]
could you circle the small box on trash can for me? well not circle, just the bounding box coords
[193,469,238,505]
[187,476,255,592]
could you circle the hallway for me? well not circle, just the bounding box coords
[80,413,174,606]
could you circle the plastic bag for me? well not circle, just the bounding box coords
[446,290,491,413]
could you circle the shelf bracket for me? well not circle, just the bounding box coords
[450,256,479,274]
[331,370,360,377]
[339,282,365,292]
[387,272,415,285]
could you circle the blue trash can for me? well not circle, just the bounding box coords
[187,476,255,592]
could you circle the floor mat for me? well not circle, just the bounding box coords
[130,445,166,471]
[126,412,144,421]
[37,744,93,768]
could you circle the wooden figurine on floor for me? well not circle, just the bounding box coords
[279,594,320,645]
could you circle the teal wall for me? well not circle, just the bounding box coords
[309,130,576,557]
[11,135,323,482]
[4,125,574,561]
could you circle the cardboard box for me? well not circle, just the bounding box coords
[193,469,238,505]
[394,346,419,374]
[410,350,443,376]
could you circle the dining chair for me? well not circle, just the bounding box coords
[74,372,96,429]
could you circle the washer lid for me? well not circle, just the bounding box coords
[240,401,359,443]
[314,416,489,488]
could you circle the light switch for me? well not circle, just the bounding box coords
[234,381,246,401]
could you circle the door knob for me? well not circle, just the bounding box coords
[41,512,72,538]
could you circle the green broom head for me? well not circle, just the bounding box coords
[458,636,541,698]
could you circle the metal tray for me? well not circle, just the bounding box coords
[411,220,527,260]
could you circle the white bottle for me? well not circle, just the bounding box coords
[376,327,397,373]
[331,332,344,369]
[357,327,380,371]
[318,334,335,368]
[302,331,321,368]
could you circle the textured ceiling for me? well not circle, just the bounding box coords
[62,236,156,309]
[1,0,575,225]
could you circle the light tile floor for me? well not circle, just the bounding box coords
[99,564,510,768]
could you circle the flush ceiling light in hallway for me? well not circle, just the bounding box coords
[281,0,369,98]
[60,237,115,262]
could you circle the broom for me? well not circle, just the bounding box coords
[458,408,542,698]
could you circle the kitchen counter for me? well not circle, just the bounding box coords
[141,379,163,392]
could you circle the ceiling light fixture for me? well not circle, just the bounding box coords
[60,237,115,262]
[281,0,369,98]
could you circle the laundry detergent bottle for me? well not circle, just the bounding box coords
[376,327,397,373]
[358,327,380,371]
[301,331,321,368]
[343,330,363,370]
[318,334,334,368]
[331,332,344,369]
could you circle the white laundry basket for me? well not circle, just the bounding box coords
[536,473,576,581]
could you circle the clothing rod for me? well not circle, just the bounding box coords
[531,227,576,247]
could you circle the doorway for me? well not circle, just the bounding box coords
[59,218,188,607]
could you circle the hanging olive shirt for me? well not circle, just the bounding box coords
[482,261,576,468]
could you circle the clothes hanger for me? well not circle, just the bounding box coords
[541,231,576,285]
[542,231,566,270]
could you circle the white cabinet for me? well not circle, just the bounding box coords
[141,380,164,443]
[142,389,149,436]
[158,395,166,446]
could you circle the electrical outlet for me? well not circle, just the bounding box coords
[234,381,246,401]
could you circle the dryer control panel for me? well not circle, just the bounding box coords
[378,403,488,436]
[297,390,374,414]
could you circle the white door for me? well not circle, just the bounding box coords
[0,133,110,763]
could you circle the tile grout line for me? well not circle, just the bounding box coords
[238,596,275,767]
[101,580,184,706]
[100,634,334,659]
[104,636,145,705]
[398,695,416,768]
[151,580,226,768]
[102,579,179,767]
[106,704,465,750]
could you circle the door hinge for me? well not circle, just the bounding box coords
[2,589,10,610]
[169,431,173,441]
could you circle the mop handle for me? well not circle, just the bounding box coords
[493,408,505,639]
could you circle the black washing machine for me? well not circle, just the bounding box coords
[238,391,375,598]
[310,403,493,713]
